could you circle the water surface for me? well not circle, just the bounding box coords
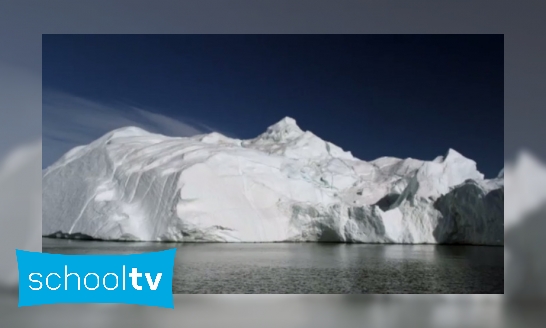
[43,238,503,294]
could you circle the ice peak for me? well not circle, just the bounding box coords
[442,148,480,167]
[258,116,305,142]
[444,148,465,160]
[268,117,301,131]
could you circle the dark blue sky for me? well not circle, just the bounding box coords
[43,35,503,177]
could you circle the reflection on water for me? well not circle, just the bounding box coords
[43,238,503,294]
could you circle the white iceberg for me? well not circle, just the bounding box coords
[42,117,503,245]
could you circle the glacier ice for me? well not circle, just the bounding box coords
[42,117,503,245]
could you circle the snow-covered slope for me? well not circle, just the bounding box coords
[42,117,503,245]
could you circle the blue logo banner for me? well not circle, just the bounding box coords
[16,248,176,308]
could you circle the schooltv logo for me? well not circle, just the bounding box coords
[16,249,176,308]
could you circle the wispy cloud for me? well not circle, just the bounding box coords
[43,90,214,167]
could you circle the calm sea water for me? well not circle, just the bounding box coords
[42,238,503,294]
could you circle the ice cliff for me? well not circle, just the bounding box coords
[42,117,504,245]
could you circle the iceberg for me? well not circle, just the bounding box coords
[42,117,503,245]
